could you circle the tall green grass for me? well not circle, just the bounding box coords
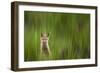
[24,11,90,61]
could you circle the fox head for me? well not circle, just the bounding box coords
[41,33,49,37]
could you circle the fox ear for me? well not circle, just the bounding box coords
[47,33,49,37]
[41,33,43,37]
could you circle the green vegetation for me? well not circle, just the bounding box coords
[24,11,90,61]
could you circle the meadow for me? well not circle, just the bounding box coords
[24,11,90,61]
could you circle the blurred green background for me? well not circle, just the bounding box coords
[24,11,90,61]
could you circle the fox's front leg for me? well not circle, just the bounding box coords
[40,41,43,54]
[47,43,51,55]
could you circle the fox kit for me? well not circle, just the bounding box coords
[40,33,51,55]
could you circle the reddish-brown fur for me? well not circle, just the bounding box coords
[40,33,51,55]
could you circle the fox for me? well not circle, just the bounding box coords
[40,33,51,55]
